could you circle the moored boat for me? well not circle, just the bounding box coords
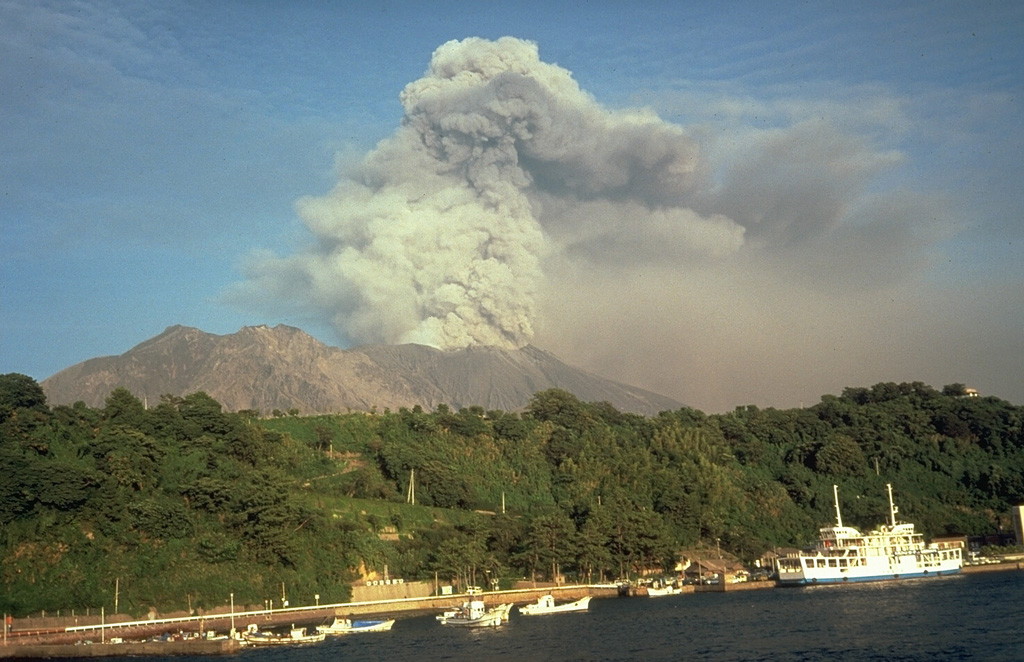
[437,590,508,628]
[518,594,592,615]
[776,484,963,586]
[241,624,326,646]
[317,617,395,635]
[495,601,513,622]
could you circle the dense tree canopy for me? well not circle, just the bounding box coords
[0,376,361,616]
[2,374,1022,617]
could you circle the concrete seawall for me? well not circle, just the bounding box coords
[326,584,619,619]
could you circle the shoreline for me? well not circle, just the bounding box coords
[960,561,1023,574]
[3,563,1020,657]
[0,638,242,659]
[1,585,617,652]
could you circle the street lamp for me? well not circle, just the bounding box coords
[230,593,235,634]
[716,538,721,559]
[315,594,320,607]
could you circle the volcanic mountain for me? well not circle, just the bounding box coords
[41,325,682,416]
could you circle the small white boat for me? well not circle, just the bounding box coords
[241,624,326,646]
[645,584,680,597]
[317,617,395,635]
[436,608,459,622]
[437,592,507,628]
[518,594,592,615]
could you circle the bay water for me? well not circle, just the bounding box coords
[148,570,1023,661]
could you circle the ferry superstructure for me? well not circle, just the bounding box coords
[776,484,962,585]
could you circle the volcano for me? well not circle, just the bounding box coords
[41,325,682,416]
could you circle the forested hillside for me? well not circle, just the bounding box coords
[2,374,1022,617]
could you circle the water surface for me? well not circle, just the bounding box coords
[120,571,1024,662]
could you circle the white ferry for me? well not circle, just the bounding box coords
[776,484,962,585]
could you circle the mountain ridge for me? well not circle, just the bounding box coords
[41,325,683,416]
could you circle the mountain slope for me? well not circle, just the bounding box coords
[41,325,683,416]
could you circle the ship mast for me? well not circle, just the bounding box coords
[833,484,843,528]
[886,483,898,527]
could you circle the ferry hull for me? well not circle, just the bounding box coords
[777,567,962,586]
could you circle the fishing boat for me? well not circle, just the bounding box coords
[494,601,513,622]
[776,484,963,586]
[518,594,592,615]
[317,617,396,635]
[437,590,508,628]
[645,584,680,597]
[240,624,326,646]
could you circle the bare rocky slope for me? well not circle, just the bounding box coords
[41,325,682,416]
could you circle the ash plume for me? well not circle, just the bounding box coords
[234,36,744,350]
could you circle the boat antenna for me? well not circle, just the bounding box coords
[886,483,898,527]
[833,484,843,528]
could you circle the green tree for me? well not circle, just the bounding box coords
[179,392,231,436]
[0,373,47,421]
[103,388,148,429]
[523,511,577,581]
[814,433,867,476]
[527,389,593,431]
[576,514,613,582]
[313,424,334,451]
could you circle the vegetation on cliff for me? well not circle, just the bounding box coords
[2,374,1021,616]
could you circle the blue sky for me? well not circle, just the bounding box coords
[2,0,1021,413]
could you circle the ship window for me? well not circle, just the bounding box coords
[828,559,837,567]
[839,559,848,568]
[817,559,826,568]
